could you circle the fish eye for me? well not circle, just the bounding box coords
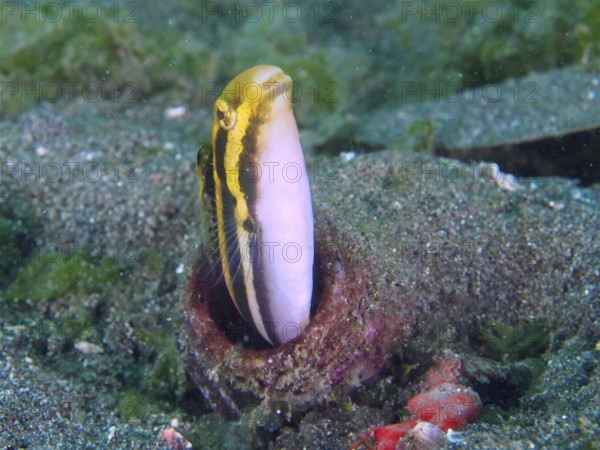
[216,102,237,131]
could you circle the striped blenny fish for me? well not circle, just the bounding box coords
[197,65,314,346]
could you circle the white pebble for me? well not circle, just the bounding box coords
[74,341,103,354]
[165,106,186,119]
[340,151,356,162]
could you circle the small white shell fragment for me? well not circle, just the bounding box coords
[340,151,356,162]
[36,146,49,157]
[162,427,192,449]
[165,106,186,119]
[480,162,523,192]
[107,425,116,444]
[407,421,448,449]
[74,341,103,354]
[496,173,523,192]
[547,200,566,210]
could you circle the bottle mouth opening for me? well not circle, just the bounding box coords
[185,234,337,355]
[180,218,405,420]
[199,253,325,350]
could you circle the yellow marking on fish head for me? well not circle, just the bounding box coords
[212,65,293,234]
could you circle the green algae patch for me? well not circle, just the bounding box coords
[0,199,41,290]
[0,3,146,117]
[435,0,600,87]
[465,321,552,417]
[398,120,436,154]
[147,335,189,406]
[477,320,550,363]
[5,251,124,303]
[0,1,215,118]
[118,391,150,423]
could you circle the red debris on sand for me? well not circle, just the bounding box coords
[369,355,482,450]
[407,382,481,431]
[372,417,419,450]
[426,355,463,386]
